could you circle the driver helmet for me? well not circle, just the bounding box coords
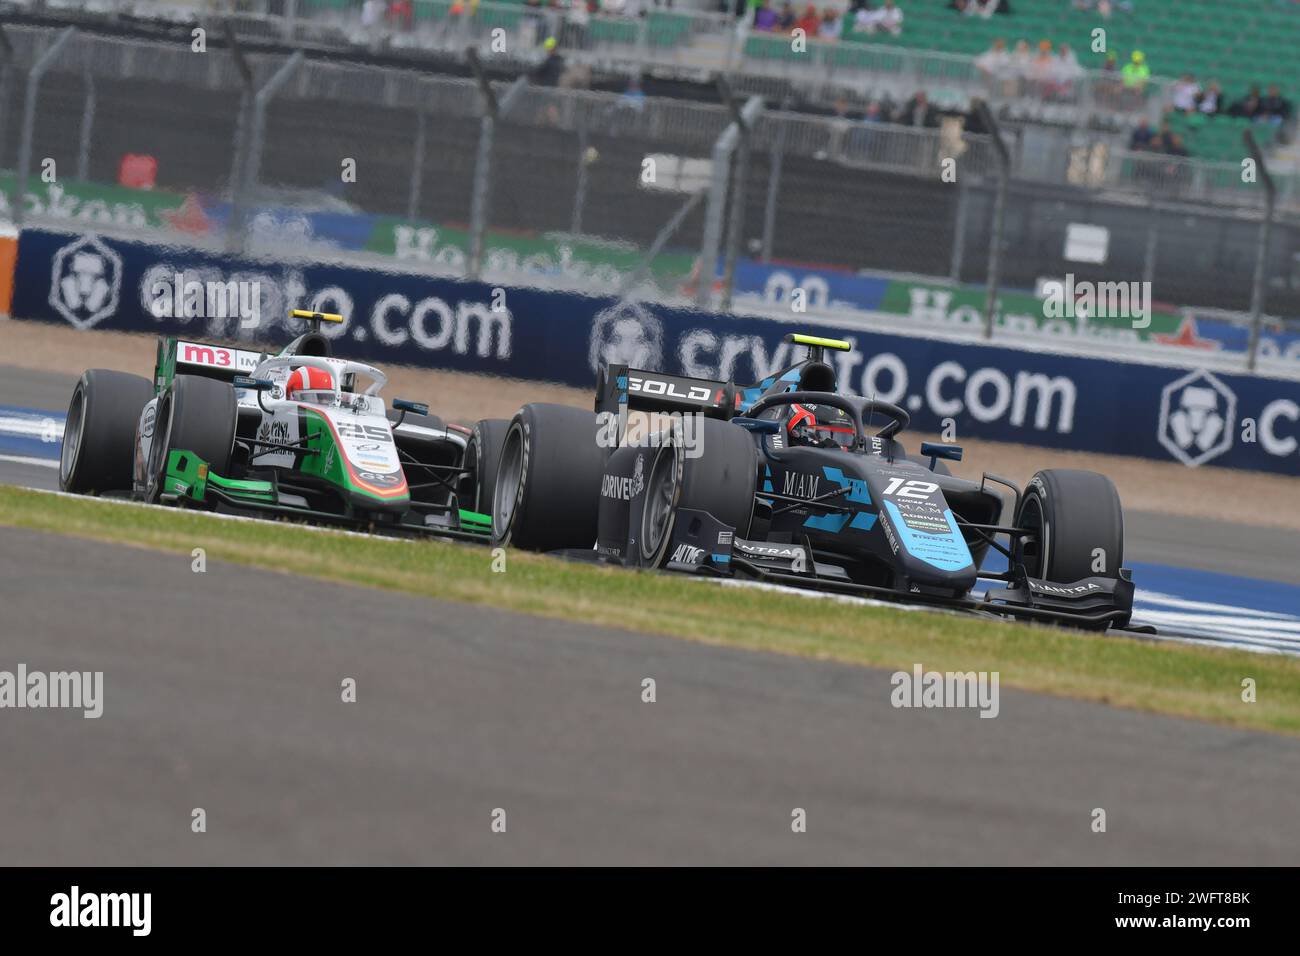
[786,402,855,449]
[284,366,334,400]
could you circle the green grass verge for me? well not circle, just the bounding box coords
[3,484,1297,735]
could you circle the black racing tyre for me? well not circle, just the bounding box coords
[1015,469,1124,583]
[145,374,237,503]
[464,418,510,515]
[492,404,605,551]
[640,418,758,567]
[59,368,154,495]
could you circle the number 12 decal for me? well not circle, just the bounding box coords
[883,478,938,500]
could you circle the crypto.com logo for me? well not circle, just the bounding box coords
[49,235,123,329]
[1157,368,1236,467]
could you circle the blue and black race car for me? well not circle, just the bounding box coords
[492,333,1141,632]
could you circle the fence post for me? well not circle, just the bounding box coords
[973,98,1009,340]
[1243,130,1276,373]
[720,94,763,313]
[760,104,787,264]
[231,51,304,252]
[76,68,95,182]
[407,103,427,221]
[948,178,968,282]
[0,26,14,176]
[1141,198,1159,289]
[14,27,76,229]
[225,24,256,253]
[571,112,590,235]
[696,92,762,310]
[466,49,527,280]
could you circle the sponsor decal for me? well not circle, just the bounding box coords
[48,235,122,329]
[782,471,820,500]
[1158,369,1236,467]
[1029,581,1104,597]
[670,543,705,564]
[589,300,664,373]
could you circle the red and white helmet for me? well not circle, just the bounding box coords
[284,366,334,399]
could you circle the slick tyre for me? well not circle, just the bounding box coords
[492,403,605,551]
[145,374,237,504]
[465,418,510,515]
[1015,469,1124,583]
[59,369,155,495]
[639,418,757,567]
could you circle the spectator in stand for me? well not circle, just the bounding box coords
[753,0,778,30]
[1170,73,1201,114]
[1009,38,1032,80]
[863,100,886,123]
[796,3,820,37]
[563,0,591,51]
[853,3,880,32]
[776,1,797,32]
[896,89,937,127]
[386,0,413,29]
[1121,50,1150,91]
[361,0,384,30]
[958,0,1005,17]
[1228,85,1263,119]
[1101,51,1118,73]
[1128,118,1154,150]
[1051,42,1083,98]
[1197,80,1222,116]
[1028,39,1055,92]
[820,7,843,39]
[1164,133,1190,157]
[974,37,1010,78]
[1258,84,1293,124]
[877,0,903,35]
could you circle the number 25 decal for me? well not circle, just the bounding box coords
[883,478,938,500]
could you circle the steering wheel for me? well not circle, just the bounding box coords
[858,398,910,440]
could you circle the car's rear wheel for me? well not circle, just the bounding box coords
[1015,469,1124,583]
[59,369,154,495]
[145,374,237,504]
[492,403,605,552]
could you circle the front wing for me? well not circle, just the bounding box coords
[157,449,492,541]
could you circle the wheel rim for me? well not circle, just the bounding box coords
[146,394,173,501]
[640,449,678,561]
[493,426,524,540]
[1018,493,1048,579]
[59,387,85,487]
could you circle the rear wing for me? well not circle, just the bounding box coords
[154,337,265,393]
[596,363,739,426]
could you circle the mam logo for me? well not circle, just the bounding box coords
[1158,369,1236,467]
[588,300,664,374]
[49,235,123,329]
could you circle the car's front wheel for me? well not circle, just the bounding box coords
[1015,468,1124,583]
[145,375,237,504]
[60,369,154,495]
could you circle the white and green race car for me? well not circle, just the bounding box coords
[58,310,507,539]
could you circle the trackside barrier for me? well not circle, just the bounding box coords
[10,227,1300,476]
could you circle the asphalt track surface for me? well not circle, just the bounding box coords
[3,528,1300,865]
[2,364,1297,584]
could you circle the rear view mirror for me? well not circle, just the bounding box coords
[392,398,429,417]
[920,441,963,470]
[233,376,273,392]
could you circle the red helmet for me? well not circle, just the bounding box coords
[284,366,334,399]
